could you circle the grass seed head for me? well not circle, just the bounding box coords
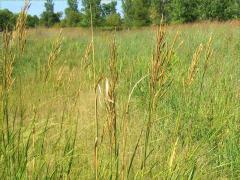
[185,44,203,86]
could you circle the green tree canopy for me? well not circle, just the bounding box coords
[102,1,121,27]
[64,0,82,27]
[199,0,240,20]
[149,0,169,24]
[81,0,102,26]
[167,0,199,23]
[40,0,62,27]
[0,9,16,31]
[27,15,39,27]
[122,0,134,26]
[122,0,150,26]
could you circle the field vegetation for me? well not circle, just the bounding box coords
[0,2,240,179]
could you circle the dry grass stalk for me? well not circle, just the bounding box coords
[0,30,15,143]
[2,31,15,92]
[185,44,203,86]
[200,36,213,90]
[168,137,179,172]
[143,22,178,169]
[107,37,118,146]
[0,0,29,148]
[166,31,180,64]
[204,37,213,71]
[45,30,63,82]
[104,35,118,177]
[81,42,93,69]
[55,63,66,89]
[89,3,99,179]
[13,0,30,57]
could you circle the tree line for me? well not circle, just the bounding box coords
[0,0,240,30]
[123,0,240,26]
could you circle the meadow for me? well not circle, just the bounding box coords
[0,10,240,179]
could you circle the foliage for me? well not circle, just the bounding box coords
[0,9,16,31]
[149,0,167,24]
[40,0,62,27]
[64,0,82,27]
[102,1,121,27]
[105,13,122,27]
[27,15,39,27]
[102,1,117,16]
[167,0,199,23]
[0,9,39,30]
[122,0,134,26]
[81,0,102,26]
[122,0,151,26]
[199,0,240,20]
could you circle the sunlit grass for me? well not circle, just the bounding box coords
[0,20,240,179]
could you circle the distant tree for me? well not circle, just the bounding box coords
[102,1,121,27]
[102,1,117,17]
[68,0,78,12]
[27,15,39,27]
[81,0,102,26]
[132,0,151,26]
[40,0,62,27]
[105,13,121,27]
[149,0,168,24]
[228,0,240,19]
[0,9,16,31]
[167,0,199,23]
[64,0,82,27]
[199,0,240,21]
[122,0,150,26]
[122,0,134,26]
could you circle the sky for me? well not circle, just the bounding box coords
[0,0,123,17]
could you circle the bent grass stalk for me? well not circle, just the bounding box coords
[121,75,149,180]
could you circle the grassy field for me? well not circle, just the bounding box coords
[0,17,240,179]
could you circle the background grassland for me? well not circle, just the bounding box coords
[0,22,240,179]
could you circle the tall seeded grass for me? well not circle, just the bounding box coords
[0,5,240,179]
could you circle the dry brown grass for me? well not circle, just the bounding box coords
[13,0,30,57]
[104,35,119,177]
[143,22,179,169]
[45,30,63,82]
[185,44,203,86]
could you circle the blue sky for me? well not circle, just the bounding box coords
[0,0,122,17]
